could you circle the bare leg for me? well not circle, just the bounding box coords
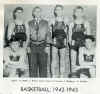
[89,67,96,78]
[71,49,77,72]
[8,67,18,77]
[60,48,66,78]
[22,55,29,77]
[61,48,70,77]
[51,47,59,78]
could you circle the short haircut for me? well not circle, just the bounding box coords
[32,6,41,18]
[74,6,84,11]
[73,6,84,19]
[13,7,23,19]
[54,5,63,17]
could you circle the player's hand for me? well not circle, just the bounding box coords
[27,47,31,53]
[64,39,67,46]
[23,42,27,48]
[45,47,50,54]
[3,64,8,70]
[72,40,75,46]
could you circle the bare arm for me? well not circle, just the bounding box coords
[3,48,11,67]
[84,21,91,35]
[24,21,30,48]
[79,47,84,66]
[19,49,26,65]
[48,18,55,43]
[46,28,52,44]
[7,22,15,40]
[68,22,73,45]
[64,24,69,46]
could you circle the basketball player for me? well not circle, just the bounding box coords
[7,7,30,48]
[3,37,29,77]
[75,35,96,78]
[69,6,91,72]
[50,5,69,78]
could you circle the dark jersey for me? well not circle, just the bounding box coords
[84,54,94,62]
[52,21,68,49]
[9,55,20,62]
[72,23,85,47]
[12,24,27,41]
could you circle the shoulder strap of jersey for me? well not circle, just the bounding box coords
[72,20,77,33]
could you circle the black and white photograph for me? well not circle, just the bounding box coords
[3,5,96,78]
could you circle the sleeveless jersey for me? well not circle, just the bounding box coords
[52,21,68,49]
[72,23,85,47]
[12,24,27,42]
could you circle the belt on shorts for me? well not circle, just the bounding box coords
[30,40,46,47]
[52,38,66,49]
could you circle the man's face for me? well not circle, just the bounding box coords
[74,8,84,18]
[55,6,63,17]
[15,9,23,19]
[10,41,19,51]
[33,8,41,18]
